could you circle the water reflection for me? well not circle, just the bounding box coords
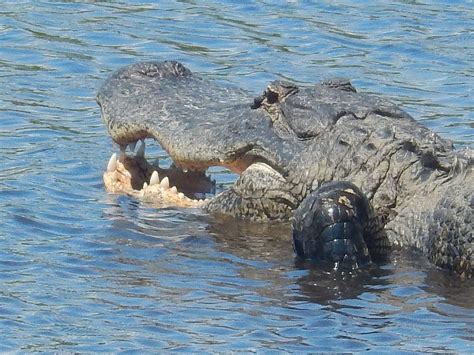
[205,216,395,306]
[102,198,474,309]
[97,203,474,352]
[205,215,293,262]
[423,266,474,309]
[186,212,474,321]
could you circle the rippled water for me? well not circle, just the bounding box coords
[1,1,473,352]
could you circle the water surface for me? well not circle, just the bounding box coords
[0,1,473,352]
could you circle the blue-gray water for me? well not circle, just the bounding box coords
[1,1,473,352]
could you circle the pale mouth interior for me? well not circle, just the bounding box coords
[103,139,244,207]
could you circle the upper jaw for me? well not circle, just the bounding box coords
[97,74,295,178]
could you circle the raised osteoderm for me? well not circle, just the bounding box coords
[97,61,473,277]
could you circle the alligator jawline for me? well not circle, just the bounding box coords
[102,140,249,208]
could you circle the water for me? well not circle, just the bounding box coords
[1,1,473,352]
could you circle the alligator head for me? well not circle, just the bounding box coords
[97,61,472,276]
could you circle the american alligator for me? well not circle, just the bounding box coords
[96,61,473,277]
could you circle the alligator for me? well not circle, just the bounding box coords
[96,61,473,277]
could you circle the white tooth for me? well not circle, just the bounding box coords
[150,171,160,186]
[129,141,137,152]
[107,153,117,172]
[160,176,169,189]
[178,192,185,199]
[143,182,148,189]
[136,140,145,158]
[170,186,177,194]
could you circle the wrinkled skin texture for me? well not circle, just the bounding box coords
[97,61,473,277]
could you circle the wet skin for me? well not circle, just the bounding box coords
[97,61,473,276]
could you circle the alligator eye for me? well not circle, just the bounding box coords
[265,90,279,104]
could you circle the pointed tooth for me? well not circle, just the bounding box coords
[178,192,185,199]
[150,171,160,186]
[160,176,169,189]
[170,186,177,194]
[129,141,137,152]
[136,140,145,158]
[143,182,148,189]
[107,153,117,172]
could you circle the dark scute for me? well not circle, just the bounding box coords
[292,181,374,269]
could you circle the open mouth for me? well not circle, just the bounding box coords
[103,139,246,208]
[97,60,297,216]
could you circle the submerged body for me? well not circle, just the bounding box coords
[97,61,472,276]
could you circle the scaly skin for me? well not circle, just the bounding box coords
[97,61,472,276]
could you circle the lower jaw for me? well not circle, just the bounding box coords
[103,151,215,208]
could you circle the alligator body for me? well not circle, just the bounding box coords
[97,61,473,276]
